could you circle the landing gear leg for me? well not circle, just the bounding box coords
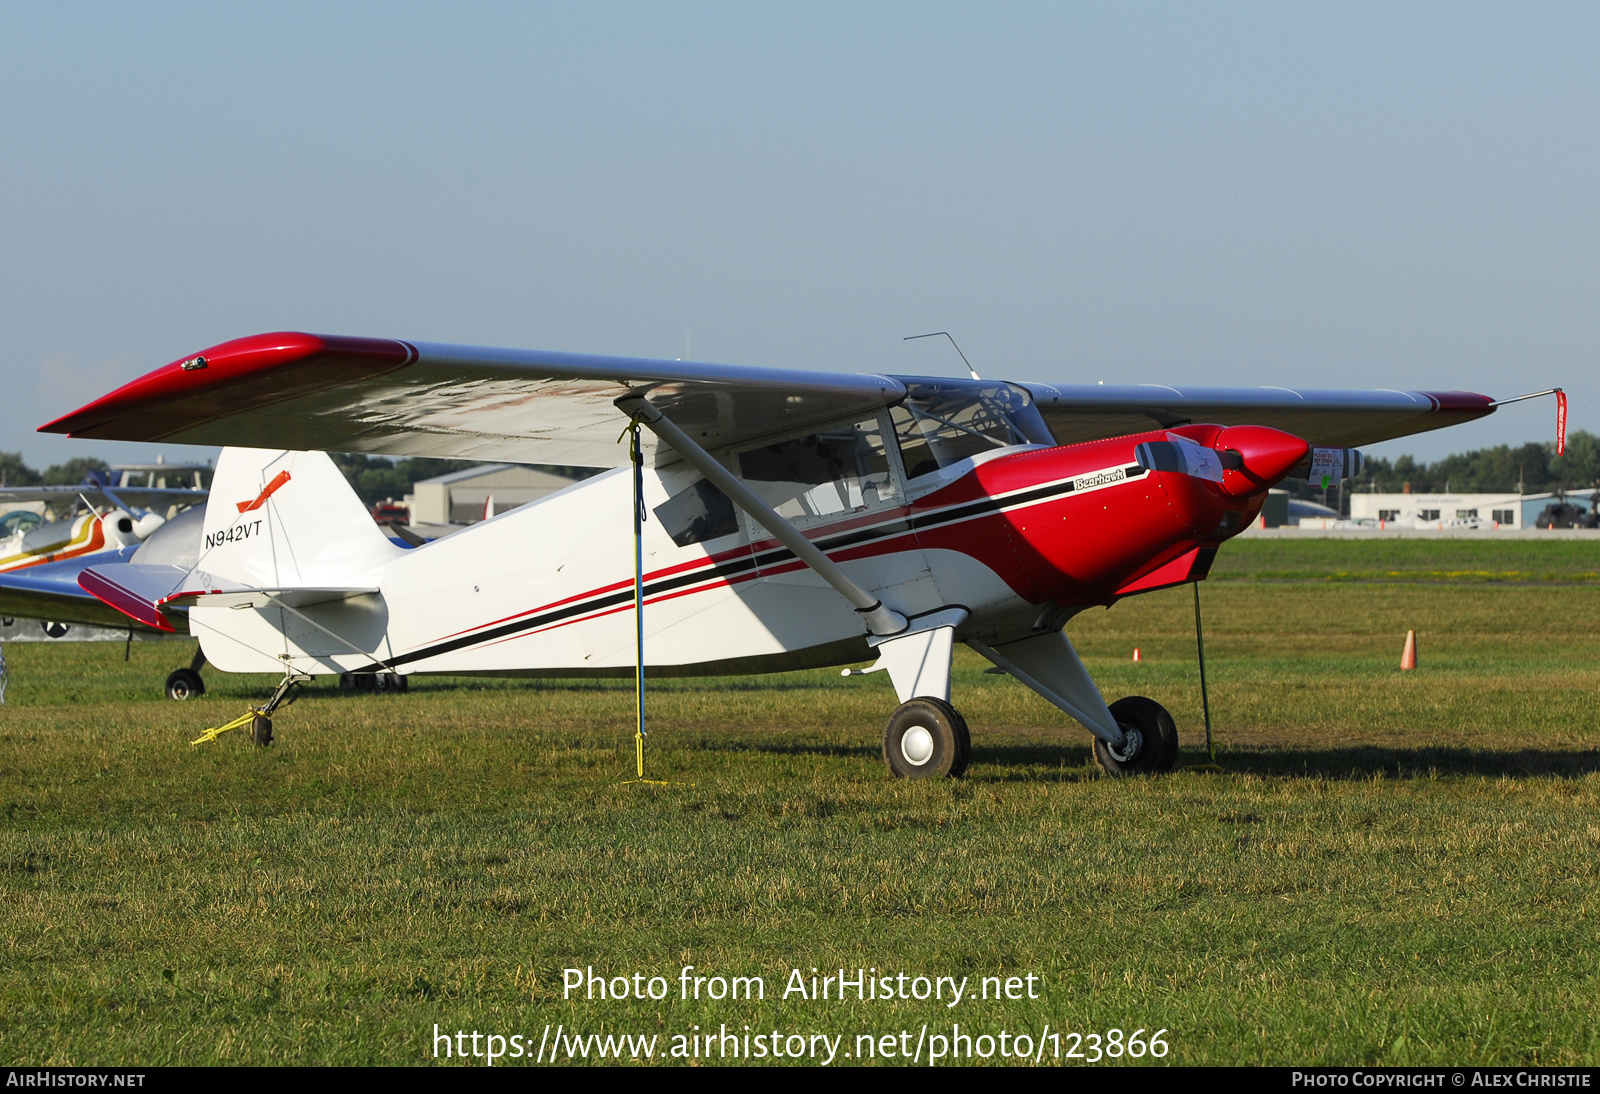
[882,697,971,779]
[1093,696,1179,775]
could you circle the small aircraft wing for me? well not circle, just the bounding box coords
[40,332,907,469]
[1019,383,1494,448]
[0,485,206,516]
[0,548,173,632]
[39,331,1494,463]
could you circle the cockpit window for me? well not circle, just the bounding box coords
[1,511,43,538]
[891,382,1050,480]
[736,417,898,524]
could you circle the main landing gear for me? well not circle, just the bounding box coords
[165,647,207,701]
[880,693,1179,779]
[864,617,1182,780]
[882,697,971,779]
[1092,696,1180,775]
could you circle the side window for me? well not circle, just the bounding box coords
[736,418,898,523]
[654,477,739,547]
[891,406,942,480]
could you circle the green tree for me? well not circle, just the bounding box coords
[0,452,42,487]
[41,457,111,486]
[1549,430,1600,491]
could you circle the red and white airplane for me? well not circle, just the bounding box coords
[42,332,1498,775]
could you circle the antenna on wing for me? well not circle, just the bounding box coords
[1489,388,1567,455]
[904,332,981,381]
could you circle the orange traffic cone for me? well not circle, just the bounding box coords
[1132,647,1141,663]
[1400,630,1417,671]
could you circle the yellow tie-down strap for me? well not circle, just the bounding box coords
[191,710,259,747]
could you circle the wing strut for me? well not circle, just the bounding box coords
[616,396,909,638]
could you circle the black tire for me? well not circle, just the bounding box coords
[882,697,971,779]
[165,668,205,701]
[1094,696,1179,775]
[373,673,407,693]
[248,715,273,747]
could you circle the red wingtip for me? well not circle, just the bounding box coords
[38,332,413,441]
[1422,390,1496,414]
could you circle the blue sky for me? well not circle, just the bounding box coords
[3,2,1594,468]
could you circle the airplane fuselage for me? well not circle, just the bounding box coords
[189,426,1275,680]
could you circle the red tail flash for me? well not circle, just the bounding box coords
[237,470,291,513]
[1557,390,1567,456]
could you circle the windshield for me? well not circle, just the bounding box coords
[891,382,1051,480]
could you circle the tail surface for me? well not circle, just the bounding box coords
[199,448,402,588]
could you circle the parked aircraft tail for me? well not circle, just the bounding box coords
[199,448,403,588]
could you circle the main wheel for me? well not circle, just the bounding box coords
[882,697,971,779]
[248,715,273,747]
[1094,696,1179,775]
[165,668,205,701]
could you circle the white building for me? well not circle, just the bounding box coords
[1348,492,1523,529]
[404,464,597,529]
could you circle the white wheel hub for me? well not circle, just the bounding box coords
[900,725,936,766]
[1107,727,1144,763]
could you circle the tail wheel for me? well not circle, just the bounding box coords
[883,697,971,779]
[1094,696,1179,775]
[248,715,273,747]
[165,668,205,701]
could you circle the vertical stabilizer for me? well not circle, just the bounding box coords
[198,448,402,588]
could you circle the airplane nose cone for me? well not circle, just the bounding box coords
[1213,425,1310,497]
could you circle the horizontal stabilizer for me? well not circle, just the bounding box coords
[80,562,379,632]
[184,587,381,611]
[79,564,191,631]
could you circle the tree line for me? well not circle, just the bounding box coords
[0,453,121,488]
[1353,430,1599,496]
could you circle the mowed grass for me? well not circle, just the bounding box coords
[2,538,1599,1066]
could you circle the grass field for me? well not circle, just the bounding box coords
[2,538,1598,1066]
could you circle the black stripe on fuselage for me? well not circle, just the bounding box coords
[356,463,1147,671]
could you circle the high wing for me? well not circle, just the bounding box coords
[40,332,907,468]
[39,331,1494,461]
[1021,383,1494,448]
